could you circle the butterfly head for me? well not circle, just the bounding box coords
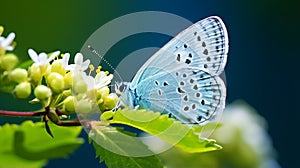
[115,82,129,96]
[115,82,136,109]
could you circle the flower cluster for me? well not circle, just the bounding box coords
[0,27,117,120]
[0,26,18,70]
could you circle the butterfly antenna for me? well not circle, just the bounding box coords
[87,45,123,82]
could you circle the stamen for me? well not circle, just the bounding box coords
[89,64,95,71]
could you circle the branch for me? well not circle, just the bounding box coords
[0,110,46,117]
[0,109,87,127]
[56,121,83,126]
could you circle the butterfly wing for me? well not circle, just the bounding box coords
[129,16,228,123]
[135,67,226,123]
[131,16,228,87]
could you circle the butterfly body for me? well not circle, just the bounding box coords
[117,16,228,124]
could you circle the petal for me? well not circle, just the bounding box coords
[62,53,70,68]
[74,53,83,65]
[39,53,48,65]
[65,64,76,71]
[2,32,15,47]
[48,50,60,62]
[5,46,14,51]
[81,59,90,71]
[84,76,95,90]
[95,76,112,89]
[28,49,39,63]
[95,71,105,83]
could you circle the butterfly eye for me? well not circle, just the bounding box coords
[115,82,128,96]
[118,83,127,92]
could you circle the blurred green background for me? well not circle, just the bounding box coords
[0,0,299,167]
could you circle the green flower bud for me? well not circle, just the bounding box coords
[14,82,31,99]
[51,59,66,76]
[43,64,52,77]
[47,72,64,93]
[0,53,18,70]
[76,99,92,113]
[47,110,59,123]
[100,111,114,121]
[29,63,42,84]
[34,85,52,100]
[9,68,28,83]
[39,64,49,75]
[74,80,87,94]
[103,93,118,109]
[97,98,103,104]
[97,86,109,98]
[62,90,72,97]
[64,72,73,89]
[63,96,75,114]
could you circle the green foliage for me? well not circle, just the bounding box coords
[17,60,33,69]
[158,146,220,168]
[0,121,84,168]
[110,109,221,153]
[88,109,221,168]
[90,126,164,168]
[192,122,223,133]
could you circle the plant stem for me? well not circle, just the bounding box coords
[0,110,46,116]
[0,109,85,127]
[56,121,83,126]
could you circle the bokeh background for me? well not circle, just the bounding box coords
[0,0,299,167]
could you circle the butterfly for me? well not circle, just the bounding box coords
[116,16,228,124]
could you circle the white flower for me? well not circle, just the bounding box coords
[214,101,281,168]
[0,32,15,51]
[28,49,60,66]
[62,53,90,71]
[79,72,95,91]
[95,71,113,89]
[78,71,113,91]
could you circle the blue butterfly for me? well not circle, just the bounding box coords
[116,16,228,124]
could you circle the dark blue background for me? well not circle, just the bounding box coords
[1,0,299,167]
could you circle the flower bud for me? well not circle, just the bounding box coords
[9,68,28,83]
[76,99,92,113]
[47,72,64,93]
[63,96,75,114]
[51,59,66,76]
[47,110,59,123]
[64,72,73,89]
[74,80,87,94]
[0,53,18,70]
[97,86,109,98]
[103,93,118,109]
[34,85,52,100]
[14,82,31,99]
[29,63,42,84]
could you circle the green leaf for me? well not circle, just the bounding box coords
[0,121,84,168]
[17,60,33,69]
[158,146,221,168]
[90,126,163,168]
[192,122,223,133]
[110,109,222,153]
